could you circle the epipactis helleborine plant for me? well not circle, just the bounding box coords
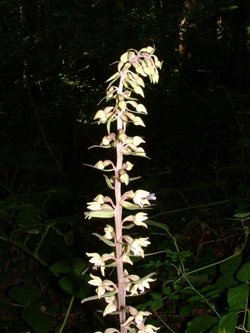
[82,46,162,333]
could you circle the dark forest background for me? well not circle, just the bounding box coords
[1,0,250,332]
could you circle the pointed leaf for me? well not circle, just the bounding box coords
[220,255,241,275]
[106,72,119,83]
[146,219,169,232]
[92,233,115,247]
[185,316,218,333]
[121,201,141,210]
[237,261,250,282]
[228,283,248,310]
[9,285,41,305]
[209,324,218,333]
[22,305,55,333]
[49,258,87,275]
[59,274,89,298]
[218,313,238,333]
[85,210,115,219]
[103,174,115,189]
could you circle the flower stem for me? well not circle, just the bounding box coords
[115,78,127,332]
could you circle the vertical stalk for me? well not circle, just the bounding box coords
[114,73,127,332]
[114,140,126,332]
[115,74,127,330]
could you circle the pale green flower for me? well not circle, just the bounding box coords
[87,201,102,211]
[103,225,114,240]
[131,237,150,257]
[123,236,150,258]
[122,212,148,228]
[119,170,129,185]
[87,194,105,210]
[88,274,116,298]
[122,307,150,327]
[94,194,105,204]
[133,190,150,207]
[94,329,120,333]
[122,252,133,265]
[132,136,145,146]
[86,252,115,276]
[94,109,107,123]
[124,161,134,171]
[134,212,148,228]
[127,276,156,296]
[103,295,118,316]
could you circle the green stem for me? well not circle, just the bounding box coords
[174,251,241,285]
[57,296,75,333]
[150,200,229,219]
[34,225,50,257]
[180,266,221,318]
[0,234,47,267]
[242,294,249,329]
[166,229,221,318]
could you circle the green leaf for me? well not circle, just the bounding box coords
[162,287,171,295]
[227,283,248,310]
[21,305,55,333]
[237,261,250,282]
[92,233,115,247]
[50,258,87,275]
[185,316,218,333]
[218,313,238,333]
[103,174,115,189]
[146,219,169,232]
[214,275,237,292]
[85,210,115,219]
[209,324,218,333]
[219,5,239,11]
[179,304,193,316]
[106,72,119,83]
[234,212,250,220]
[220,255,241,275]
[151,292,162,300]
[8,285,41,305]
[187,294,204,302]
[121,201,141,210]
[151,300,164,311]
[58,274,89,298]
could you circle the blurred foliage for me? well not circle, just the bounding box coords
[0,0,250,332]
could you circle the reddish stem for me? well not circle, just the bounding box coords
[114,74,127,333]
